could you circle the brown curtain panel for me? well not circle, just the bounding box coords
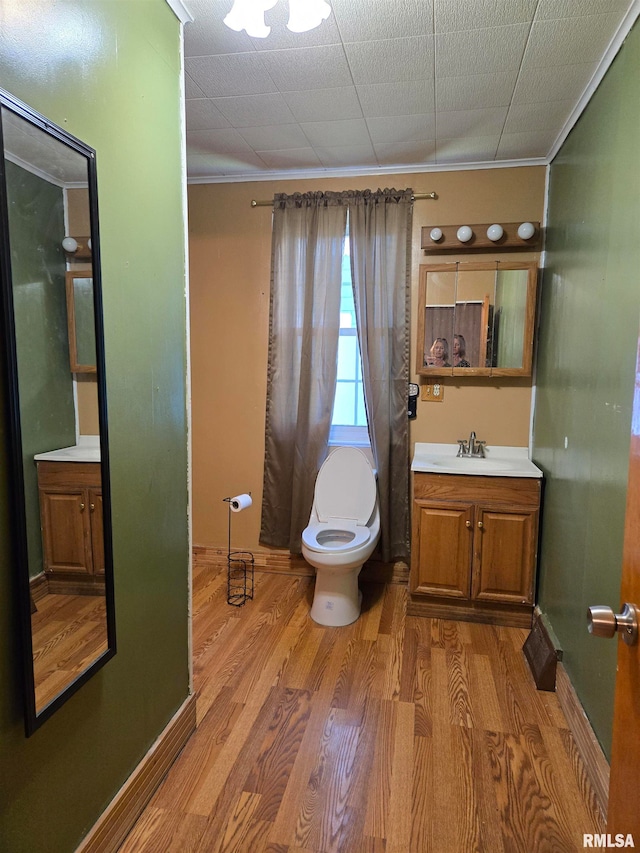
[348,188,413,561]
[260,192,346,553]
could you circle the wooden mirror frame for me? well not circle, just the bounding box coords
[416,260,538,378]
[0,88,115,736]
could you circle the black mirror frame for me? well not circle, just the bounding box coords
[0,88,116,736]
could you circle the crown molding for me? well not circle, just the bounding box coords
[547,0,640,164]
[165,0,193,25]
[187,157,549,185]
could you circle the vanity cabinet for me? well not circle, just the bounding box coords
[37,461,104,595]
[409,472,541,627]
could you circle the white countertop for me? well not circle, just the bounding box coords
[411,442,543,478]
[34,436,100,463]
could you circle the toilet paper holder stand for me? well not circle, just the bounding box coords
[223,495,254,607]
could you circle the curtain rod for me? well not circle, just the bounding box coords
[250,191,437,207]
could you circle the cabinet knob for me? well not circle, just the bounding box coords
[465,520,471,528]
[80,502,85,512]
[477,521,484,529]
[90,503,95,512]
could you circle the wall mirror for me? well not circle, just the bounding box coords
[0,89,115,735]
[416,260,538,377]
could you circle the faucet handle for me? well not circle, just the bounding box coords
[456,439,468,457]
[475,441,486,458]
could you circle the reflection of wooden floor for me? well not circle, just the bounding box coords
[31,592,108,713]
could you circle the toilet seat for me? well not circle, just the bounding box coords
[302,518,371,552]
[314,447,376,525]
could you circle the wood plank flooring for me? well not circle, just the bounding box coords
[119,563,605,852]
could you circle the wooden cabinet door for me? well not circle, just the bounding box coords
[472,505,537,604]
[411,501,473,598]
[40,488,91,574]
[89,489,104,576]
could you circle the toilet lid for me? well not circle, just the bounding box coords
[315,447,377,525]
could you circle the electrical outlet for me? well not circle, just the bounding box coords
[421,382,444,402]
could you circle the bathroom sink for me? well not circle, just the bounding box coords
[411,443,543,478]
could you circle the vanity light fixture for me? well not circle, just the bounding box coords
[517,221,536,240]
[421,221,541,253]
[62,235,92,259]
[62,236,78,253]
[224,0,331,38]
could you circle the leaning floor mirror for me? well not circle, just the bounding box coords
[0,89,115,735]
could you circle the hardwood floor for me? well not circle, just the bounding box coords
[119,562,605,852]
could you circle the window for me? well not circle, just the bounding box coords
[330,231,369,446]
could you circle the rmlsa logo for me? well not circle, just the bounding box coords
[584,835,635,848]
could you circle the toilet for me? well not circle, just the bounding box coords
[301,446,380,626]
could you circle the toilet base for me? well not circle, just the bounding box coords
[309,567,363,627]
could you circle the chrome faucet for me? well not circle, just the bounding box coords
[456,431,487,458]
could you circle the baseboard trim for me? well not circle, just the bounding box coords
[193,544,409,585]
[555,663,609,822]
[76,692,197,853]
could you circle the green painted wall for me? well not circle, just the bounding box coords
[533,21,640,759]
[0,2,189,851]
[6,161,76,579]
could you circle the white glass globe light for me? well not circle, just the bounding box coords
[429,227,443,242]
[517,221,535,240]
[486,224,503,242]
[62,237,78,253]
[457,225,473,243]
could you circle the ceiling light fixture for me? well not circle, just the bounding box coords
[223,0,332,38]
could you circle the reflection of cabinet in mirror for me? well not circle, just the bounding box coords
[416,261,538,377]
[65,271,96,373]
[37,461,104,595]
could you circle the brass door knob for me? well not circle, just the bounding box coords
[587,603,638,646]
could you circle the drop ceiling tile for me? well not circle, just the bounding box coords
[344,35,435,85]
[282,87,363,122]
[258,44,354,91]
[513,63,597,104]
[184,0,256,56]
[238,123,310,150]
[185,72,206,99]
[373,141,437,165]
[535,0,630,20]
[315,144,378,168]
[436,72,517,111]
[300,118,371,147]
[186,53,278,97]
[356,81,435,118]
[437,107,508,139]
[522,15,625,68]
[211,92,297,126]
[219,152,281,175]
[187,154,226,178]
[503,100,575,134]
[436,23,530,77]
[254,148,323,169]
[496,130,557,159]
[188,128,255,155]
[435,135,500,163]
[186,99,231,131]
[434,0,537,33]
[366,114,435,145]
[331,0,434,41]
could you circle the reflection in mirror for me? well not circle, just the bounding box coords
[0,91,114,734]
[66,272,97,372]
[416,261,538,378]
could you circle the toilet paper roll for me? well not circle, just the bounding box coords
[229,493,252,513]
